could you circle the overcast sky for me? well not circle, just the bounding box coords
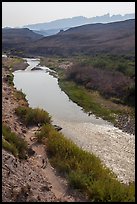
[2,2,135,28]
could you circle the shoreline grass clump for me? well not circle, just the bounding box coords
[14,89,28,106]
[7,72,14,86]
[15,106,51,127]
[35,124,52,143]
[35,123,135,202]
[14,89,27,101]
[2,124,28,159]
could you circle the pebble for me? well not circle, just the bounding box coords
[22,129,27,134]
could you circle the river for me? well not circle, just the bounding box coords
[13,58,135,184]
[13,58,110,124]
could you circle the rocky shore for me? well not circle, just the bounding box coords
[114,114,135,135]
[53,118,135,184]
[2,56,28,71]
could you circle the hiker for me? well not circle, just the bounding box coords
[41,158,48,169]
[41,158,44,168]
[14,158,18,168]
[7,170,10,176]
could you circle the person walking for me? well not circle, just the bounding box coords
[41,158,48,169]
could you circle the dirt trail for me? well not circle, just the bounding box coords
[25,127,73,201]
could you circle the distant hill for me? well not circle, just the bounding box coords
[2,20,135,57]
[13,19,134,57]
[22,13,135,36]
[2,28,43,50]
[33,28,69,37]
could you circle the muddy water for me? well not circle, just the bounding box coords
[13,58,135,184]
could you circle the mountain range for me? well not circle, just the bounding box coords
[22,13,135,36]
[2,19,135,57]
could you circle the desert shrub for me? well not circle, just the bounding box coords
[93,60,107,69]
[35,124,53,142]
[15,106,51,127]
[86,178,135,202]
[66,63,134,104]
[116,63,127,74]
[2,124,28,159]
[6,72,14,86]
[78,54,135,77]
[2,138,18,157]
[68,171,89,190]
[124,84,135,107]
[14,89,27,101]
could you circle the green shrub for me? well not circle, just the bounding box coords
[2,138,18,157]
[2,124,28,159]
[86,178,134,202]
[35,124,53,142]
[15,106,51,127]
[14,89,27,101]
[7,73,14,86]
[68,171,89,190]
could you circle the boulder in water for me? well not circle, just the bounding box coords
[53,125,62,131]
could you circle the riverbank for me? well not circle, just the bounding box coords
[2,56,28,71]
[13,56,135,185]
[2,55,135,201]
[54,118,135,185]
[30,56,135,185]
[59,80,135,135]
[40,56,135,135]
[2,56,87,202]
[39,56,135,183]
[22,55,135,183]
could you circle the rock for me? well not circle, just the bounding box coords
[12,187,22,197]
[3,77,8,82]
[13,184,31,202]
[53,125,62,131]
[40,185,51,192]
[30,136,36,142]
[37,123,42,127]
[88,112,92,116]
[28,148,35,157]
[27,197,38,202]
[22,129,27,134]
[31,67,43,71]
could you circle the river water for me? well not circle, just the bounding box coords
[13,58,135,184]
[13,58,110,125]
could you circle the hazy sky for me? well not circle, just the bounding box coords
[2,2,135,28]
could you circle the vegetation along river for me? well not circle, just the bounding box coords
[13,58,135,184]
